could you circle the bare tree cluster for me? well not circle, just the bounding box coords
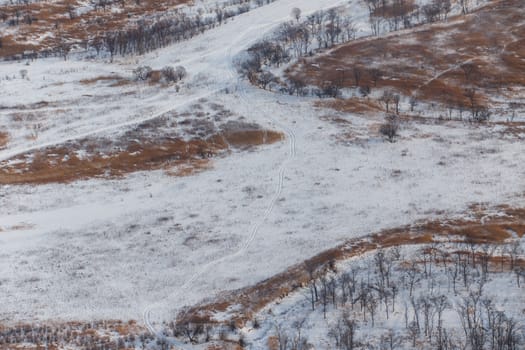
[132,65,186,83]
[0,321,155,350]
[286,241,525,350]
[0,0,280,61]
[239,0,460,96]
[422,0,452,23]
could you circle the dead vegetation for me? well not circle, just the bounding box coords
[291,0,525,119]
[0,129,282,185]
[0,105,283,185]
[79,75,128,86]
[0,0,191,58]
[176,205,525,329]
[0,319,151,350]
[0,131,8,149]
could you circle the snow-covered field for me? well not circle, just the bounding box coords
[0,0,523,339]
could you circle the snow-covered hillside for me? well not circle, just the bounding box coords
[0,2,523,348]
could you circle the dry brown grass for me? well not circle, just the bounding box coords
[371,0,417,19]
[0,131,8,149]
[176,206,525,328]
[79,75,127,85]
[291,0,525,114]
[268,336,279,350]
[314,98,383,115]
[0,129,283,185]
[0,0,192,58]
[0,319,146,350]
[222,129,283,148]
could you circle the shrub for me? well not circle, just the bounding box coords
[380,115,399,142]
[175,66,187,81]
[161,66,177,82]
[133,65,152,81]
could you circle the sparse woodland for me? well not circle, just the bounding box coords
[239,0,522,130]
[240,0,454,94]
[2,240,523,349]
[257,242,525,350]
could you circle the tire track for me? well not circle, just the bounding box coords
[143,45,298,350]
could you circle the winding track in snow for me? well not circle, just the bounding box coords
[142,46,298,350]
[139,0,322,342]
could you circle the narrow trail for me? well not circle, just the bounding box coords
[0,0,342,164]
[0,19,282,164]
[139,0,378,343]
[0,90,216,163]
[235,83,297,253]
[141,22,299,347]
[142,91,297,345]
[141,0,376,342]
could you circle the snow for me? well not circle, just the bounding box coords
[0,0,523,336]
[244,244,525,349]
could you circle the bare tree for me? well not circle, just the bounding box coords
[175,66,187,81]
[380,90,394,113]
[369,68,383,87]
[461,62,477,83]
[392,94,401,114]
[257,71,277,90]
[133,65,152,81]
[161,66,176,82]
[287,75,307,96]
[352,66,362,87]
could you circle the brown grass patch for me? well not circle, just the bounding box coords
[0,0,192,58]
[114,320,141,336]
[0,128,283,185]
[292,0,525,114]
[0,319,148,349]
[222,130,283,148]
[314,98,383,115]
[79,75,127,85]
[0,131,8,149]
[371,0,417,19]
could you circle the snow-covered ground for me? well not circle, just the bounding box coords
[0,0,523,334]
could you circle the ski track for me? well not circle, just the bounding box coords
[0,90,217,163]
[142,9,301,344]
